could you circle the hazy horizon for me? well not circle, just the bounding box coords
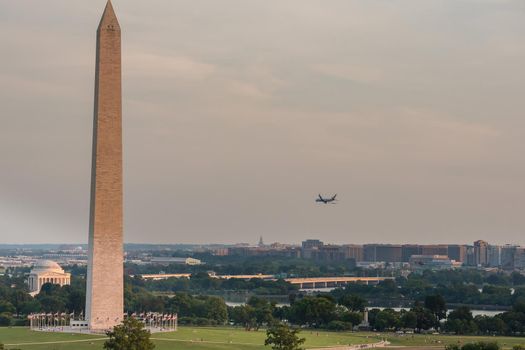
[1,1,524,245]
[0,239,522,247]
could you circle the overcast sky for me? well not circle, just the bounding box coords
[1,0,524,245]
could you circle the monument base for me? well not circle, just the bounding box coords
[28,313,177,334]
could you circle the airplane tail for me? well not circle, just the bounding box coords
[331,194,337,200]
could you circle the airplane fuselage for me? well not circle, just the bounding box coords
[315,194,337,204]
[316,199,334,204]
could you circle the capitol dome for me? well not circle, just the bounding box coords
[31,260,64,273]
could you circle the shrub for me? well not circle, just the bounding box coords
[0,313,12,327]
[326,320,353,331]
[447,342,499,350]
[462,342,499,350]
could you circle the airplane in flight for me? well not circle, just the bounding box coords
[316,194,337,204]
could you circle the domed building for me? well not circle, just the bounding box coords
[28,260,71,296]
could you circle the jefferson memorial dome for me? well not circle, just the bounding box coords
[28,260,71,296]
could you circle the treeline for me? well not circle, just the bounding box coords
[364,302,525,336]
[124,277,525,336]
[0,274,86,326]
[444,304,525,335]
[4,271,525,337]
[229,294,446,332]
[129,266,525,308]
[133,273,298,295]
[125,252,525,285]
[332,275,525,307]
[0,273,375,330]
[414,269,525,287]
[126,290,366,331]
[125,255,361,278]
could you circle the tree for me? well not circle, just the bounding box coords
[229,305,257,330]
[247,296,275,329]
[446,343,499,350]
[37,295,66,313]
[462,342,499,350]
[400,311,418,329]
[288,296,336,327]
[513,301,525,314]
[19,299,41,315]
[338,294,367,312]
[204,296,228,325]
[0,301,15,314]
[511,272,525,286]
[10,290,33,315]
[265,323,305,350]
[0,313,12,327]
[425,294,447,320]
[66,290,86,314]
[411,304,438,332]
[445,307,477,335]
[326,320,353,331]
[446,344,461,350]
[475,315,505,335]
[373,309,400,331]
[449,306,474,322]
[340,311,362,327]
[104,317,155,350]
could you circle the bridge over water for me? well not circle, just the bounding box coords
[136,273,393,289]
[284,277,393,289]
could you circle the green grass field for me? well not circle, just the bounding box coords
[1,327,524,350]
[376,332,525,349]
[0,327,377,350]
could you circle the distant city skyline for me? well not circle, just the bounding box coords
[0,238,523,247]
[3,239,525,271]
[1,1,524,245]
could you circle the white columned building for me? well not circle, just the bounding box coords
[28,260,71,296]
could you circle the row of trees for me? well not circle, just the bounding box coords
[1,273,86,326]
[3,263,525,337]
[331,276,525,307]
[230,293,525,336]
[414,270,525,287]
[130,267,525,308]
[133,273,298,295]
[446,343,525,350]
[125,254,358,278]
[126,253,525,287]
[4,270,525,337]
[133,270,525,308]
[227,294,443,332]
[444,303,525,335]
[356,301,525,336]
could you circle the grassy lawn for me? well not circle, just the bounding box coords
[152,327,378,349]
[0,327,105,350]
[0,326,378,350]
[360,332,525,349]
[1,327,525,350]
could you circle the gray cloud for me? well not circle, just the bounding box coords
[0,0,524,245]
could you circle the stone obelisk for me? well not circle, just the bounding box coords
[86,0,123,331]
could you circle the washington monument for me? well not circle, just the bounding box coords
[86,0,124,331]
